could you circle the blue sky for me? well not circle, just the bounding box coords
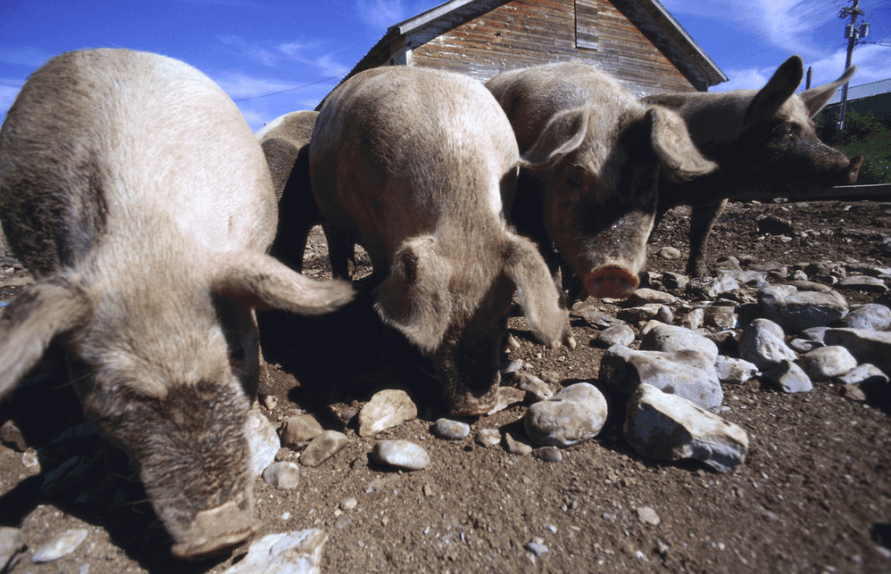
[1,0,889,132]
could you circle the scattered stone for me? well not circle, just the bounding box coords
[262,395,278,411]
[758,284,848,332]
[788,337,823,353]
[836,303,891,331]
[658,246,682,260]
[433,418,470,440]
[222,529,327,574]
[524,383,608,447]
[763,360,814,393]
[692,275,741,300]
[656,305,673,323]
[718,269,769,288]
[799,346,858,380]
[624,384,748,473]
[739,318,798,370]
[836,364,889,386]
[837,276,888,293]
[628,288,677,306]
[0,527,24,571]
[263,462,301,490]
[525,539,549,557]
[513,372,553,401]
[248,411,281,476]
[341,497,358,511]
[279,415,324,450]
[715,356,758,384]
[300,431,349,467]
[486,387,526,415]
[21,448,39,470]
[31,528,89,563]
[475,429,501,447]
[703,306,738,329]
[663,272,689,291]
[364,474,401,494]
[617,304,664,323]
[756,214,795,235]
[715,256,741,271]
[0,420,26,452]
[640,322,719,362]
[681,308,704,330]
[840,384,867,402]
[502,359,523,375]
[358,390,418,437]
[503,432,533,456]
[372,440,429,470]
[533,446,563,463]
[574,305,626,329]
[636,506,661,526]
[823,328,891,373]
[600,345,723,410]
[596,325,635,347]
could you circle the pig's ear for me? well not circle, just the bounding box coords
[648,107,718,181]
[374,235,452,353]
[518,108,589,171]
[502,235,570,346]
[744,56,804,125]
[801,65,856,118]
[210,251,354,315]
[0,278,91,399]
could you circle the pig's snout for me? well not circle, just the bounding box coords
[584,265,640,299]
[170,499,260,561]
[847,154,864,184]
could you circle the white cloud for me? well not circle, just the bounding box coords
[0,47,55,69]
[0,79,25,121]
[355,0,407,31]
[212,72,297,99]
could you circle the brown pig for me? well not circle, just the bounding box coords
[642,55,864,277]
[310,66,571,416]
[486,62,717,300]
[0,49,354,560]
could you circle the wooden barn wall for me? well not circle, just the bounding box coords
[407,0,696,96]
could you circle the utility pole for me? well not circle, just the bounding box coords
[837,0,869,132]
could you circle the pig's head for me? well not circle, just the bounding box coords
[0,250,354,560]
[373,234,570,416]
[687,56,863,194]
[519,103,717,299]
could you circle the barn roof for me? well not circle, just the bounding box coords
[827,77,891,105]
[344,0,727,90]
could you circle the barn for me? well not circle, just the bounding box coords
[342,0,727,97]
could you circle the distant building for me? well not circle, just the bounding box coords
[823,77,891,120]
[337,0,726,98]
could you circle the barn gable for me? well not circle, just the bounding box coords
[344,0,726,97]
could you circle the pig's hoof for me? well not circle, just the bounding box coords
[170,502,260,561]
[584,266,639,299]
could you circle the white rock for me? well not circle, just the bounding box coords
[640,322,719,362]
[263,462,301,490]
[372,440,429,470]
[658,246,681,260]
[524,383,608,447]
[247,411,281,476]
[433,418,470,440]
[715,356,759,384]
[758,284,848,332]
[836,364,889,385]
[358,390,418,437]
[627,288,677,306]
[475,429,501,447]
[799,346,858,380]
[597,325,635,347]
[31,528,88,563]
[300,431,349,467]
[0,527,23,570]
[222,529,328,574]
[824,328,891,374]
[837,303,891,330]
[702,306,738,329]
[624,384,748,473]
[279,415,324,450]
[763,360,814,393]
[513,372,553,401]
[739,318,798,370]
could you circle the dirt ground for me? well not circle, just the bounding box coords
[1,199,891,574]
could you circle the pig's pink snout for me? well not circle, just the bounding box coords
[584,266,639,299]
[170,500,259,561]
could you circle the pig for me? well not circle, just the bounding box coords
[0,49,354,560]
[310,66,571,416]
[642,55,864,277]
[256,110,321,272]
[486,62,717,300]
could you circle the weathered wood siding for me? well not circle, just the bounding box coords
[406,0,696,96]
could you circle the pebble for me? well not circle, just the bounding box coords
[525,540,549,557]
[836,303,891,331]
[757,214,795,235]
[799,346,858,379]
[433,418,470,440]
[627,288,677,306]
[358,389,418,437]
[836,363,889,386]
[636,506,661,526]
[837,275,888,292]
[300,431,349,467]
[763,360,814,393]
[533,446,563,463]
[739,318,798,370]
[222,529,327,574]
[372,440,429,470]
[597,325,635,347]
[658,246,682,260]
[0,527,23,571]
[715,356,759,384]
[663,272,689,291]
[823,328,891,373]
[703,305,738,329]
[279,415,324,450]
[503,432,533,456]
[681,308,704,330]
[486,387,526,415]
[624,384,748,473]
[475,429,501,447]
[617,304,664,323]
[31,528,89,563]
[513,372,553,401]
[758,284,848,332]
[717,269,769,287]
[574,305,626,329]
[600,345,723,410]
[524,383,609,447]
[0,420,27,452]
[640,322,719,362]
[248,411,281,476]
[263,462,301,490]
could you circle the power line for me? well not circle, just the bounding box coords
[233,73,345,102]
